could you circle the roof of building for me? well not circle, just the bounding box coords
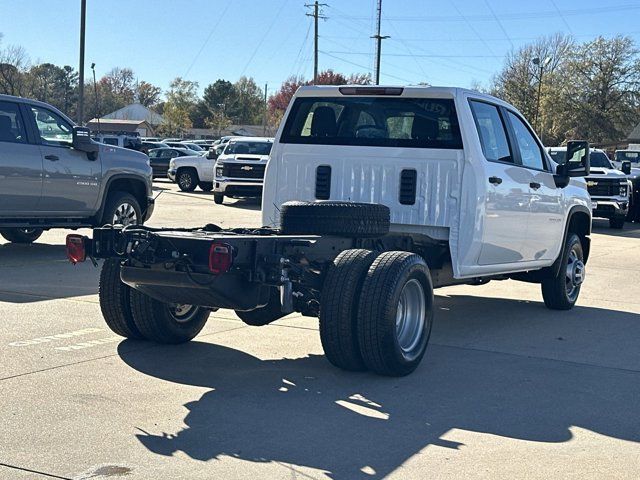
[86,118,152,133]
[102,103,164,125]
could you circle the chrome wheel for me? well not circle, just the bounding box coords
[565,246,585,302]
[168,304,199,323]
[178,173,193,190]
[112,202,138,226]
[395,279,426,356]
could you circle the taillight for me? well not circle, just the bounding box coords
[208,242,233,274]
[66,234,86,264]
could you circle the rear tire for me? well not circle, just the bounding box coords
[319,249,378,371]
[235,288,284,326]
[177,169,198,192]
[357,251,433,376]
[0,228,44,244]
[130,291,210,344]
[98,259,144,339]
[214,193,224,204]
[541,233,585,310]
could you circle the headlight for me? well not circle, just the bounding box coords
[620,185,628,196]
[216,164,224,177]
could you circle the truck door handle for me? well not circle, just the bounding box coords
[44,155,59,161]
[488,176,502,185]
[530,182,541,190]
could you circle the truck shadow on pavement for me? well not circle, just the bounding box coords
[0,243,98,303]
[118,296,640,479]
[591,218,640,238]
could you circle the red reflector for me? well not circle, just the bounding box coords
[208,242,233,274]
[66,234,86,264]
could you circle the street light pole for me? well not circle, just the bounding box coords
[78,0,87,124]
[532,56,551,135]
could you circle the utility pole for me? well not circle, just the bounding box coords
[306,1,327,84]
[263,82,268,136]
[78,0,87,124]
[371,0,389,85]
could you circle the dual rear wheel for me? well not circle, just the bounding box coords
[99,259,210,344]
[320,249,434,377]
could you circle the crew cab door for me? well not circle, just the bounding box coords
[503,109,563,262]
[469,100,530,265]
[26,105,101,215]
[0,100,43,215]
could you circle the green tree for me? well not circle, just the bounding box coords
[161,77,199,136]
[232,76,264,124]
[136,80,161,107]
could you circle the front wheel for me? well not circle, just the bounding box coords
[101,191,142,226]
[199,182,213,192]
[541,233,585,310]
[177,169,198,192]
[213,193,224,205]
[357,251,434,377]
[0,228,44,244]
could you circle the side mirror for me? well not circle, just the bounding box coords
[622,161,632,175]
[72,126,99,156]
[206,149,218,160]
[561,140,590,177]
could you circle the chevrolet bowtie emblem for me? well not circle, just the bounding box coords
[241,166,253,171]
[587,181,597,187]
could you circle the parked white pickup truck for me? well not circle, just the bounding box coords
[167,152,215,192]
[212,137,274,204]
[68,85,592,377]
[548,147,629,228]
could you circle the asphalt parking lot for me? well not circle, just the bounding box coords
[1,179,639,480]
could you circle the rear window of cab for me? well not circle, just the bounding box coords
[280,97,462,149]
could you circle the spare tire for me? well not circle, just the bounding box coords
[280,201,390,237]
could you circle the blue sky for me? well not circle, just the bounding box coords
[1,0,639,97]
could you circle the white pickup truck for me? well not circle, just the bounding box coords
[167,152,215,192]
[68,85,592,377]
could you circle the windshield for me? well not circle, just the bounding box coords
[183,143,203,151]
[549,150,611,168]
[224,141,273,155]
[615,151,640,163]
[590,151,612,168]
[281,97,463,149]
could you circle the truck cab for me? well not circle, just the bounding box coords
[263,86,591,278]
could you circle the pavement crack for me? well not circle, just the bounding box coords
[0,462,72,480]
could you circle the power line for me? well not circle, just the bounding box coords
[183,0,232,78]
[319,50,413,84]
[325,51,504,59]
[337,4,640,22]
[450,0,497,56]
[549,0,574,35]
[240,0,290,78]
[483,0,514,49]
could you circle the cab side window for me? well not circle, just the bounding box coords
[469,101,513,163]
[30,106,73,147]
[0,101,27,144]
[506,111,546,171]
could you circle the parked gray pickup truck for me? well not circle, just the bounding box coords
[0,94,154,243]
